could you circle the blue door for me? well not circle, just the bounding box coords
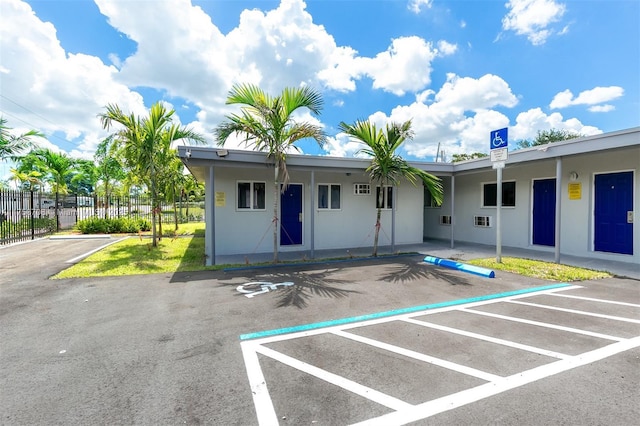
[595,171,634,255]
[533,178,556,246]
[280,184,302,246]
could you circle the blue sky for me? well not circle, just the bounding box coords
[1,0,638,169]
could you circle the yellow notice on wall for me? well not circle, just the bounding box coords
[215,191,226,207]
[568,183,581,200]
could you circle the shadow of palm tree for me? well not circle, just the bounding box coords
[379,260,473,286]
[270,270,360,309]
[213,267,361,309]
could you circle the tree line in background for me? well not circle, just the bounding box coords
[0,107,205,245]
[1,85,582,259]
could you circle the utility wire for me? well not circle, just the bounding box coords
[0,95,93,150]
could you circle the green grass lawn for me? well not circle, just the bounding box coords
[53,222,226,278]
[468,257,612,281]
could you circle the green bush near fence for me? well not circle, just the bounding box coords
[0,216,56,239]
[77,217,151,234]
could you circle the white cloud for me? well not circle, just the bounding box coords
[0,0,145,157]
[502,0,567,45]
[550,86,624,109]
[323,134,364,158]
[328,75,604,160]
[437,40,458,56]
[330,73,519,159]
[511,107,602,140]
[362,37,445,96]
[408,0,433,14]
[589,105,615,113]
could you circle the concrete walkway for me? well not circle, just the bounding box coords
[215,240,640,280]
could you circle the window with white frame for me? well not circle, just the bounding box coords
[237,181,266,210]
[318,184,341,209]
[375,186,393,209]
[482,181,516,207]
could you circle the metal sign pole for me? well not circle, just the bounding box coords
[490,127,508,264]
[496,166,502,263]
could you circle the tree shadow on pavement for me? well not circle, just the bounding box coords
[379,260,473,286]
[212,267,361,309]
[271,270,360,309]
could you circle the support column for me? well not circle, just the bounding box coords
[205,166,215,266]
[555,158,562,263]
[310,170,315,259]
[450,175,455,249]
[391,185,396,253]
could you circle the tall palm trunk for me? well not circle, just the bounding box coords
[54,189,60,232]
[150,166,158,247]
[273,166,279,263]
[373,207,381,257]
[173,188,179,231]
[104,181,109,219]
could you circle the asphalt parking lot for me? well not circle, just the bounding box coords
[1,238,639,425]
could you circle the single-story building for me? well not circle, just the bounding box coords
[178,127,639,267]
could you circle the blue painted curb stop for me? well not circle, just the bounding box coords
[239,283,572,340]
[424,255,495,278]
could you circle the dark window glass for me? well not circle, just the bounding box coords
[483,182,515,207]
[330,185,341,209]
[318,185,328,209]
[238,182,250,209]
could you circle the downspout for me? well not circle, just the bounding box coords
[555,158,562,263]
[205,165,215,266]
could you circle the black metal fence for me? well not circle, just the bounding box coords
[0,189,205,246]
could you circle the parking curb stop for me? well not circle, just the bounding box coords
[424,255,495,278]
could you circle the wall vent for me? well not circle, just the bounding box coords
[474,215,492,227]
[440,215,452,225]
[353,183,371,195]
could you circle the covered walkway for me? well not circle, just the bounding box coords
[215,240,640,280]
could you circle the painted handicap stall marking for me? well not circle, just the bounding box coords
[236,281,295,298]
[240,284,640,425]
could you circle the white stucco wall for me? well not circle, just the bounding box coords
[210,167,425,255]
[424,146,639,264]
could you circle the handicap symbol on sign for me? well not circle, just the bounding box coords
[236,281,295,298]
[491,127,508,149]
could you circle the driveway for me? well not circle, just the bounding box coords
[1,239,638,425]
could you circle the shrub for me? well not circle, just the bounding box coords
[77,217,151,234]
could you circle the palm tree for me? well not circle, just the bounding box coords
[94,135,125,219]
[99,102,206,247]
[32,149,74,231]
[10,168,42,192]
[338,119,443,256]
[0,116,44,160]
[215,83,327,263]
[10,168,42,217]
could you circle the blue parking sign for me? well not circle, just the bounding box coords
[490,128,508,149]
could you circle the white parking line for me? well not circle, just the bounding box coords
[332,329,502,382]
[65,237,128,263]
[507,300,640,324]
[461,308,626,341]
[402,318,569,359]
[240,284,639,425]
[548,292,640,308]
[352,336,640,426]
[256,344,413,412]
